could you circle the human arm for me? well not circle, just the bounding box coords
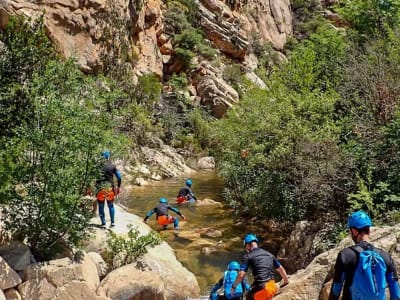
[169,206,185,219]
[386,255,400,300]
[328,253,346,300]
[276,265,289,287]
[144,208,156,222]
[210,277,223,299]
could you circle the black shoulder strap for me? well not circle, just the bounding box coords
[351,245,364,254]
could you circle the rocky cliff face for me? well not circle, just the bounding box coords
[0,0,292,116]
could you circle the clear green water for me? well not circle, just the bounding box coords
[125,171,247,294]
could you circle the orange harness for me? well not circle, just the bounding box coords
[253,280,278,300]
[157,215,175,226]
[96,187,115,202]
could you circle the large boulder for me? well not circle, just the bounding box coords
[0,242,33,272]
[18,254,105,300]
[97,265,167,300]
[85,204,200,299]
[0,256,21,290]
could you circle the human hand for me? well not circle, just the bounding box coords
[181,215,186,220]
[143,219,147,223]
[115,187,121,195]
[280,280,289,288]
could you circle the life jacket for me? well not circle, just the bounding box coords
[223,270,243,299]
[176,196,187,203]
[350,245,387,300]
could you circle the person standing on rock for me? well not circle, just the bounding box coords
[176,179,197,204]
[230,233,289,300]
[144,197,185,230]
[329,211,400,300]
[95,150,122,228]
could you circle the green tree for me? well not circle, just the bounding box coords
[337,0,400,37]
[0,59,126,259]
[0,16,54,141]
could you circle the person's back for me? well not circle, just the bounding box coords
[329,211,400,300]
[177,179,196,203]
[210,261,249,300]
[245,247,276,287]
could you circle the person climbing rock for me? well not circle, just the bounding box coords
[144,197,185,230]
[329,211,400,300]
[96,150,122,228]
[210,260,251,300]
[230,233,289,300]
[176,179,197,204]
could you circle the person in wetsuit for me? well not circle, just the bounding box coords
[210,260,251,300]
[176,179,197,204]
[230,233,289,300]
[329,211,400,300]
[96,150,122,228]
[144,197,185,230]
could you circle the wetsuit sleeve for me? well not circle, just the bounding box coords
[144,208,156,221]
[168,205,182,217]
[273,258,281,269]
[385,254,400,300]
[329,252,346,300]
[188,188,197,200]
[210,277,223,294]
[240,254,250,272]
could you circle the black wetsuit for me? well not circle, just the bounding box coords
[97,161,121,188]
[329,240,399,300]
[241,247,281,299]
[177,186,196,201]
[144,203,183,220]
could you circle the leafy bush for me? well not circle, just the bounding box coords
[337,0,400,37]
[0,56,126,259]
[104,227,162,267]
[0,16,54,141]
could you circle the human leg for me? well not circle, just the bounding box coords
[107,200,115,225]
[98,201,106,226]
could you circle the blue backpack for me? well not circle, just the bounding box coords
[350,245,387,300]
[223,270,244,299]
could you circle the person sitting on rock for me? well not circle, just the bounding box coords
[144,197,185,230]
[210,260,251,300]
[176,179,197,204]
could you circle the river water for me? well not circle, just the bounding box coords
[125,171,248,295]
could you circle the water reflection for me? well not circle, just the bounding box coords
[126,171,246,294]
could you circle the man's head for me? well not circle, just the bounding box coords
[185,179,192,187]
[347,211,372,243]
[243,233,258,252]
[102,150,111,160]
[159,197,168,204]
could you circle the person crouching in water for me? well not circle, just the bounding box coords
[143,197,185,230]
[210,261,251,300]
[176,179,197,204]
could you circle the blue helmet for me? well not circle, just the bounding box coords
[185,179,192,187]
[228,261,240,271]
[102,150,110,159]
[347,211,373,229]
[159,197,168,204]
[243,233,259,246]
